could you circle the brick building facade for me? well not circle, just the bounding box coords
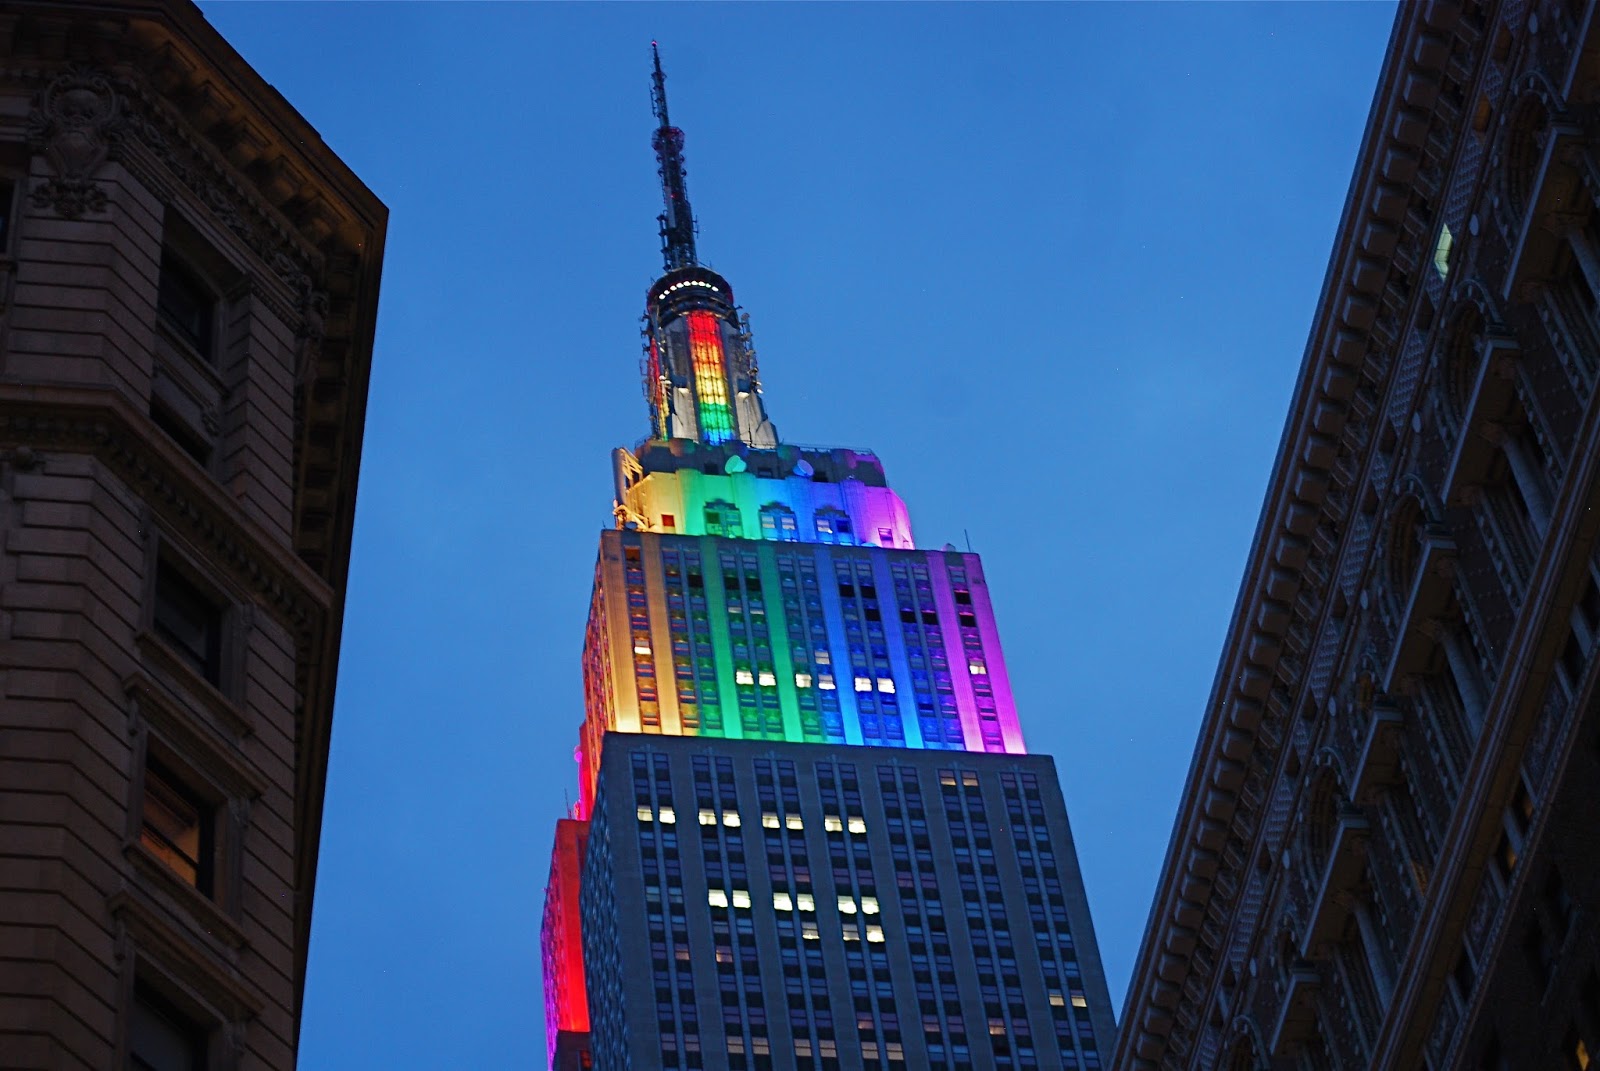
[1115,2,1600,1069]
[0,3,385,1068]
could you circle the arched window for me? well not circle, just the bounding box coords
[814,508,853,545]
[1503,92,1549,221]
[704,500,742,538]
[1223,1036,1260,1071]
[1437,304,1484,440]
[759,504,798,541]
[1301,767,1342,884]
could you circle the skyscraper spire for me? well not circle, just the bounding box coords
[637,43,777,450]
[651,42,697,271]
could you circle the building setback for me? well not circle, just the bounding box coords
[0,2,385,1068]
[1115,2,1600,1069]
[540,47,1116,1071]
[581,736,1116,1071]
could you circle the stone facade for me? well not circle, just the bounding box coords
[0,3,385,1068]
[1113,2,1600,1069]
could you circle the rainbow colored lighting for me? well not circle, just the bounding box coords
[686,310,735,443]
[624,466,913,548]
[573,531,1026,817]
[542,51,1033,1068]
[540,819,591,1069]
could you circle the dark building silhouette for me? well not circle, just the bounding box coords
[0,3,385,1068]
[580,737,1116,1071]
[539,47,1117,1071]
[1115,2,1600,1069]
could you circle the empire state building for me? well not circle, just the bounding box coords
[540,48,1118,1071]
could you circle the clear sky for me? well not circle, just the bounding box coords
[194,2,1396,1066]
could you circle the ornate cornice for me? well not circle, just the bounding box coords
[0,386,333,632]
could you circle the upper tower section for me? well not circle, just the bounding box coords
[623,46,911,551]
[641,46,778,451]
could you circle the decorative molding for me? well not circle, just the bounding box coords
[26,65,123,219]
[0,392,331,634]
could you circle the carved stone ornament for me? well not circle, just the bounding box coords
[27,67,124,219]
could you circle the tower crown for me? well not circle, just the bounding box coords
[640,46,777,449]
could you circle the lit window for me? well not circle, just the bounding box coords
[838,896,858,914]
[140,759,212,895]
[735,669,755,685]
[860,896,880,914]
[887,1042,904,1062]
[637,806,654,822]
[848,817,867,834]
[796,893,815,911]
[658,806,676,824]
[968,661,987,675]
[824,815,844,832]
[877,678,895,693]
[866,925,885,943]
[989,1020,1006,1037]
[795,673,813,688]
[762,813,780,829]
[773,892,794,911]
[785,814,803,830]
[843,925,861,941]
[814,651,831,664]
[1433,222,1454,279]
[820,1040,837,1058]
[1048,991,1065,1007]
[634,644,653,656]
[731,889,751,909]
[1070,992,1087,1009]
[863,1041,880,1059]
[758,671,777,687]
[854,677,873,692]
[723,812,741,827]
[802,922,820,940]
[708,889,729,907]
[819,675,837,690]
[699,809,717,826]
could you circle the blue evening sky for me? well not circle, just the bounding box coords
[195,3,1395,1066]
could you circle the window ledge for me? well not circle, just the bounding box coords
[125,840,249,952]
[135,630,252,738]
[108,879,262,1023]
[156,317,225,393]
[1268,964,1322,1057]
[125,670,267,799]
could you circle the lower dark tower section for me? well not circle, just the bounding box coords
[581,735,1117,1071]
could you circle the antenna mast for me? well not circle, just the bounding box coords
[651,43,699,272]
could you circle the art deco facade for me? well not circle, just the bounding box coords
[1115,1,1600,1069]
[581,736,1114,1071]
[0,3,386,1068]
[540,49,1116,1071]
